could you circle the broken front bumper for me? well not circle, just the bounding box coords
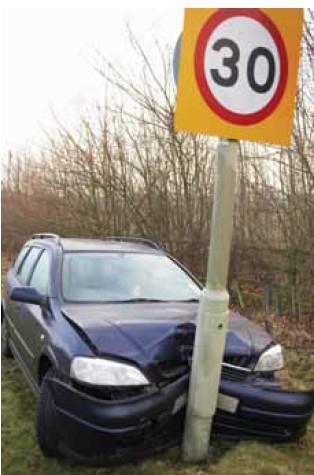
[214,379,313,441]
[49,374,313,464]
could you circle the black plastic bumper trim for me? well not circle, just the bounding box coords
[49,373,313,461]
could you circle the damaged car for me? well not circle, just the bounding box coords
[2,233,313,464]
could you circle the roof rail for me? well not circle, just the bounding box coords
[31,233,61,244]
[103,236,161,251]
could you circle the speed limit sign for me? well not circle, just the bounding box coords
[175,9,303,145]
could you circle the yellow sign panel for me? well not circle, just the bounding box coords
[174,8,303,145]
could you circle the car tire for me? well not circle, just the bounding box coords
[1,316,13,358]
[37,368,60,457]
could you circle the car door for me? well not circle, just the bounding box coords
[6,246,43,375]
[5,245,30,329]
[19,249,51,379]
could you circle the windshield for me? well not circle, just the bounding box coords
[62,252,201,302]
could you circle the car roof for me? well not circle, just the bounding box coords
[60,238,163,253]
[28,236,164,254]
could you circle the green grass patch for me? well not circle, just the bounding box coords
[2,356,314,475]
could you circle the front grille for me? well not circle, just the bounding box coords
[157,361,189,380]
[156,360,250,384]
[224,354,254,368]
[73,381,151,401]
[221,364,250,382]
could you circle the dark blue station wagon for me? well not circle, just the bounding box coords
[2,234,313,464]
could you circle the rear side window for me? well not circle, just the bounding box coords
[18,247,42,285]
[29,251,50,295]
[14,246,30,273]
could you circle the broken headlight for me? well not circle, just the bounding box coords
[70,357,150,386]
[254,344,284,372]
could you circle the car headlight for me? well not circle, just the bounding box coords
[254,344,284,372]
[70,357,150,386]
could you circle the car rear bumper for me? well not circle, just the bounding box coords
[48,374,313,464]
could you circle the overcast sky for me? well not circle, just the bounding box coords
[2,3,310,156]
[1,8,184,155]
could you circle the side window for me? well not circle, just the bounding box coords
[29,251,50,295]
[13,246,30,273]
[18,248,42,285]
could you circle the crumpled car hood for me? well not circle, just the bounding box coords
[62,302,272,369]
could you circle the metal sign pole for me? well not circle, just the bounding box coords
[183,137,239,462]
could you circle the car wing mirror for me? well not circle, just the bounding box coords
[9,286,46,307]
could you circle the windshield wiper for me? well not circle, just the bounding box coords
[117,298,169,303]
[116,298,200,303]
[177,298,199,302]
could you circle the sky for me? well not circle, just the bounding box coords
[2,3,310,156]
[1,7,184,155]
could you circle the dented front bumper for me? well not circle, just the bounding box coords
[214,379,313,441]
[49,374,314,464]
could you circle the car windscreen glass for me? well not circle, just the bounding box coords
[62,252,201,302]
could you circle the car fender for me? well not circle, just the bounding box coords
[40,345,60,374]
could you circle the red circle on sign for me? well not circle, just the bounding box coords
[194,9,288,125]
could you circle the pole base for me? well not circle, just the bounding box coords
[182,414,213,463]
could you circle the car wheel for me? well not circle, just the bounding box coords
[37,368,60,457]
[1,316,13,358]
